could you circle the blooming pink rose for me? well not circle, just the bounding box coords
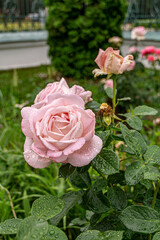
[153,118,160,126]
[155,48,160,55]
[141,46,155,57]
[129,46,139,54]
[147,55,155,62]
[104,79,113,90]
[21,93,102,168]
[131,26,146,40]
[93,47,134,77]
[34,78,92,108]
[127,60,136,71]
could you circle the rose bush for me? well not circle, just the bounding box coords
[93,47,134,77]
[21,88,102,168]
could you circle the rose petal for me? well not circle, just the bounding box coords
[95,48,105,69]
[24,138,51,168]
[63,137,85,155]
[67,135,102,167]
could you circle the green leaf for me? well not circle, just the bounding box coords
[108,171,126,186]
[75,230,123,240]
[125,161,145,185]
[144,145,160,165]
[92,149,119,175]
[126,116,142,131]
[105,87,117,99]
[31,195,64,221]
[0,219,22,235]
[144,166,160,181]
[69,169,91,188]
[87,101,101,112]
[153,232,160,240]
[50,191,84,225]
[107,187,127,211]
[96,131,110,146]
[17,216,48,240]
[41,225,68,240]
[134,105,158,116]
[83,189,110,214]
[59,164,75,179]
[92,178,108,192]
[120,123,147,157]
[120,205,160,234]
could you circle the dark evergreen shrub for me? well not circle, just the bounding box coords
[45,0,127,79]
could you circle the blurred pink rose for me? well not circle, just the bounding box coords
[108,36,122,45]
[153,118,160,126]
[127,60,136,71]
[141,46,155,57]
[93,47,134,77]
[104,79,113,90]
[147,55,155,62]
[34,78,92,108]
[155,48,160,55]
[131,26,146,40]
[129,46,139,54]
[21,93,102,168]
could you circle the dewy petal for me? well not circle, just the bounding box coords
[94,48,105,69]
[63,137,85,155]
[67,135,102,167]
[118,55,134,74]
[24,137,51,169]
[92,68,107,77]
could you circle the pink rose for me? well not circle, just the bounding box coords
[93,47,134,77]
[153,118,160,126]
[21,93,102,168]
[155,48,160,55]
[127,60,136,71]
[129,46,139,54]
[104,79,113,90]
[141,46,155,57]
[131,26,146,40]
[147,55,155,62]
[34,78,92,108]
[108,36,122,45]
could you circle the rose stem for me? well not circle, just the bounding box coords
[112,75,117,151]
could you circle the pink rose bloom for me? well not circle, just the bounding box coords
[93,47,134,77]
[127,60,136,71]
[141,46,155,57]
[129,46,139,54]
[147,55,155,62]
[21,93,102,168]
[131,26,146,40]
[104,79,113,90]
[153,118,160,126]
[155,48,160,55]
[34,78,92,108]
[108,36,122,45]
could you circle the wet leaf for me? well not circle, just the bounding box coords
[17,216,48,240]
[31,195,64,221]
[153,232,160,240]
[134,105,157,116]
[0,219,22,235]
[75,230,123,240]
[120,123,147,157]
[125,161,145,185]
[69,169,91,188]
[41,225,68,240]
[126,116,142,131]
[120,205,160,233]
[144,145,160,165]
[107,187,127,211]
[59,164,75,179]
[92,149,119,175]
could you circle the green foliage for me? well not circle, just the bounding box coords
[45,0,127,79]
[75,230,123,240]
